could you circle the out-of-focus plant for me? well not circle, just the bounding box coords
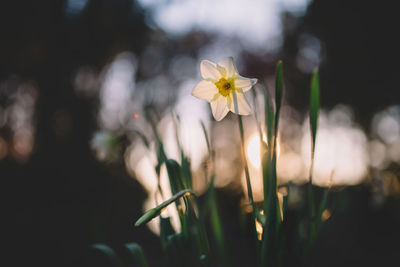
[125,58,328,267]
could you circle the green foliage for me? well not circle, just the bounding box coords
[131,61,329,267]
[261,61,284,267]
[124,243,149,267]
[310,68,320,158]
[135,189,195,227]
[90,243,124,267]
[89,243,149,267]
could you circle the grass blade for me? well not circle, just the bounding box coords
[261,61,284,267]
[262,85,274,213]
[263,86,274,146]
[124,242,149,267]
[206,177,227,267]
[200,121,226,265]
[310,68,320,160]
[165,159,186,195]
[200,121,211,156]
[274,60,283,137]
[308,68,320,247]
[90,243,124,267]
[135,189,195,227]
[316,187,329,230]
[160,216,176,249]
[173,113,193,189]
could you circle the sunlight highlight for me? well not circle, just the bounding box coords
[246,133,280,168]
[247,134,261,168]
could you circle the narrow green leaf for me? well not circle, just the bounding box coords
[165,159,185,196]
[165,232,185,265]
[200,121,211,155]
[263,86,274,145]
[310,68,320,157]
[171,113,193,188]
[316,187,329,230]
[262,85,274,213]
[135,208,160,227]
[160,216,176,249]
[181,155,192,189]
[261,61,283,267]
[251,84,265,144]
[237,114,259,254]
[206,177,227,267]
[261,153,278,267]
[90,243,124,267]
[165,159,208,256]
[135,189,195,227]
[124,242,149,267]
[308,68,320,248]
[274,60,283,137]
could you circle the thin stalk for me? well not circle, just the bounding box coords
[200,121,227,267]
[237,114,256,216]
[308,68,320,248]
[237,114,259,257]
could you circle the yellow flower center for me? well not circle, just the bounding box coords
[214,78,234,97]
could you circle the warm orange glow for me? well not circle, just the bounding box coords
[277,191,284,222]
[322,209,331,221]
[255,219,263,240]
[134,113,139,118]
[243,204,253,213]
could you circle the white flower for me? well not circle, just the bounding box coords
[192,57,258,121]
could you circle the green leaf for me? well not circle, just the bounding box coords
[160,217,176,249]
[165,159,186,195]
[172,114,193,188]
[90,243,124,267]
[261,61,284,267]
[261,154,278,267]
[250,84,264,143]
[274,60,283,137]
[200,121,211,155]
[181,155,192,189]
[281,186,289,223]
[165,232,185,264]
[135,208,161,227]
[206,177,227,267]
[310,68,320,158]
[135,189,195,227]
[263,86,274,145]
[262,86,274,212]
[308,68,320,248]
[124,243,149,267]
[316,187,330,230]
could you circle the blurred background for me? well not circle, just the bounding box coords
[1,0,400,266]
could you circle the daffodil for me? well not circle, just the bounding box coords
[192,57,258,121]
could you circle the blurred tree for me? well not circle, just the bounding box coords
[0,1,161,266]
[281,0,400,127]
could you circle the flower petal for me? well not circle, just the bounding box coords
[192,80,218,101]
[210,95,229,121]
[234,77,258,92]
[230,91,252,115]
[200,60,222,81]
[217,57,238,78]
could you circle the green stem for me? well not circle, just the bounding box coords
[237,115,259,257]
[308,150,316,248]
[237,115,256,216]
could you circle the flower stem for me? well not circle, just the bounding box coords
[237,115,256,218]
